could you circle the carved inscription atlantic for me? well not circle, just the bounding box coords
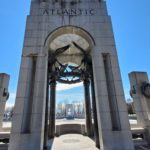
[43,8,96,16]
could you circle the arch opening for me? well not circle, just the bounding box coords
[44,26,99,149]
[47,26,94,84]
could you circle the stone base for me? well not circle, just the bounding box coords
[55,124,86,136]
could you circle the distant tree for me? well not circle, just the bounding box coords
[127,102,135,114]
[10,107,14,117]
[126,98,133,104]
[5,106,14,119]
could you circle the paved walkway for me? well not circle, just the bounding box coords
[48,134,99,150]
[1,118,138,128]
[135,146,150,150]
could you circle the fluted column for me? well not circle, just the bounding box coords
[91,74,100,148]
[83,79,93,137]
[48,78,56,139]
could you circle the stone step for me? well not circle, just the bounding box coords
[139,146,150,150]
[0,132,10,139]
[133,139,148,146]
[0,132,10,144]
[135,145,150,150]
[55,124,86,136]
[131,128,145,135]
[0,144,8,150]
[131,128,148,146]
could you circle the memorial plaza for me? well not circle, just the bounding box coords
[0,0,150,150]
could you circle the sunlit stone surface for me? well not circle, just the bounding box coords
[48,134,99,150]
[8,0,135,150]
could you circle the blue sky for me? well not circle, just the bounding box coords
[0,0,150,106]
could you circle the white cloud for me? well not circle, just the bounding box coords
[4,82,83,108]
[6,92,16,107]
[56,82,83,91]
[124,87,131,100]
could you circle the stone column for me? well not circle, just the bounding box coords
[44,76,49,149]
[83,78,93,137]
[0,73,10,130]
[48,78,56,139]
[129,72,150,143]
[91,74,100,148]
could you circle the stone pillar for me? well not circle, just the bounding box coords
[129,72,150,127]
[129,72,150,143]
[8,55,48,150]
[83,78,93,137]
[0,73,10,130]
[91,74,100,148]
[48,78,56,139]
[92,50,134,150]
[44,76,49,149]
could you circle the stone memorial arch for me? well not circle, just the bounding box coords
[9,0,134,150]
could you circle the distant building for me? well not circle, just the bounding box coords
[66,104,74,119]
[56,101,85,119]
[126,98,133,104]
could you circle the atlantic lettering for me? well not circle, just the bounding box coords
[49,8,96,16]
